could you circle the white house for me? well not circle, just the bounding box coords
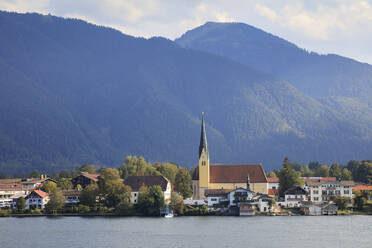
[307,180,354,203]
[124,175,171,204]
[227,187,254,207]
[205,189,231,207]
[284,186,307,207]
[0,184,29,208]
[252,194,273,213]
[62,190,80,205]
[25,190,49,210]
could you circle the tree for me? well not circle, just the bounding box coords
[57,178,73,190]
[353,191,367,210]
[170,192,184,215]
[41,181,57,193]
[137,185,165,216]
[29,170,40,178]
[329,163,342,179]
[45,189,66,213]
[332,196,349,210]
[79,164,96,174]
[115,198,133,215]
[16,197,26,213]
[118,156,159,179]
[154,162,179,184]
[267,171,277,178]
[308,161,321,171]
[59,170,71,179]
[314,165,330,177]
[341,168,352,180]
[174,168,192,199]
[80,184,99,207]
[278,157,304,196]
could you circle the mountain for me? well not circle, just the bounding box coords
[1,12,372,175]
[176,22,372,103]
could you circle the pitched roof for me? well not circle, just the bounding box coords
[353,185,372,191]
[284,186,307,195]
[268,188,278,196]
[303,177,336,182]
[192,164,267,183]
[267,177,279,183]
[61,190,81,196]
[0,184,25,191]
[306,180,355,187]
[204,189,232,197]
[80,172,99,182]
[123,175,169,192]
[26,190,49,199]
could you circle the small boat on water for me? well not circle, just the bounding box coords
[164,213,174,218]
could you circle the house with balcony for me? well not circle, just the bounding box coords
[0,184,29,208]
[283,186,307,207]
[25,190,49,210]
[307,180,354,203]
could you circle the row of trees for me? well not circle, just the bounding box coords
[268,159,372,184]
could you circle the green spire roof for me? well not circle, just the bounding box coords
[199,112,208,158]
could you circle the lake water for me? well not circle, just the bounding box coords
[0,216,371,248]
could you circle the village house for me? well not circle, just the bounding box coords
[123,175,171,204]
[205,189,231,207]
[283,186,307,207]
[71,172,99,188]
[62,190,80,205]
[353,184,372,200]
[192,113,268,200]
[307,180,354,203]
[0,184,29,208]
[25,190,49,210]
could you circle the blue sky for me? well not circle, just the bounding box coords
[2,0,372,64]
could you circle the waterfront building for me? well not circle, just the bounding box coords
[62,190,80,205]
[192,113,268,200]
[307,180,354,203]
[284,186,307,207]
[25,190,49,210]
[0,184,29,208]
[71,172,99,188]
[123,175,171,204]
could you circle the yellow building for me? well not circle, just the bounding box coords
[192,113,268,200]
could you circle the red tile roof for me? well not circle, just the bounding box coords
[267,177,279,183]
[268,188,278,196]
[0,184,25,191]
[353,185,372,191]
[303,177,336,182]
[81,172,99,182]
[193,164,267,183]
[33,190,49,198]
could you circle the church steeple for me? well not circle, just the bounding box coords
[198,112,210,189]
[199,112,208,158]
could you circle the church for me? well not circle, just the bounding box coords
[192,113,269,200]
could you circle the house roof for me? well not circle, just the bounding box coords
[61,190,81,196]
[0,178,22,184]
[303,177,336,182]
[192,164,267,183]
[306,180,355,187]
[268,188,278,196]
[80,172,99,182]
[284,186,307,195]
[353,185,372,191]
[26,190,49,199]
[124,175,169,192]
[267,177,279,183]
[0,184,25,191]
[205,189,232,197]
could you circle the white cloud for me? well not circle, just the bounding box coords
[255,3,277,21]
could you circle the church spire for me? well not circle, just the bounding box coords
[199,112,208,158]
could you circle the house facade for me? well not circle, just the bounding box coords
[62,190,80,205]
[307,180,354,203]
[284,186,307,207]
[123,175,171,204]
[25,190,49,210]
[71,172,99,188]
[0,184,29,208]
[192,113,268,200]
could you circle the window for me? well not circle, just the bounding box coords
[344,190,349,195]
[314,197,319,201]
[211,198,217,202]
[314,190,319,194]
[134,199,137,203]
[202,161,206,166]
[335,190,340,195]
[134,193,137,197]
